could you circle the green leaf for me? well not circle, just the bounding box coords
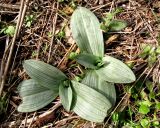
[112,112,119,122]
[109,20,127,31]
[96,55,136,83]
[4,25,15,36]
[148,52,157,67]
[23,59,67,90]
[0,96,8,115]
[142,44,152,54]
[140,119,150,128]
[153,114,159,126]
[82,70,116,106]
[71,7,104,57]
[75,53,102,69]
[68,52,78,60]
[156,46,160,54]
[100,23,109,32]
[139,44,152,58]
[71,81,112,123]
[139,100,152,107]
[18,79,58,112]
[138,104,150,114]
[146,80,153,92]
[59,83,73,111]
[155,102,160,110]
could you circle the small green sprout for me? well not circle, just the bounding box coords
[47,31,53,38]
[100,8,127,32]
[25,15,35,27]
[139,44,160,66]
[140,118,150,128]
[68,52,78,60]
[57,29,65,39]
[1,25,15,37]
[138,104,150,114]
[112,112,119,122]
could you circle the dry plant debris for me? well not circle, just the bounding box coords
[0,0,160,127]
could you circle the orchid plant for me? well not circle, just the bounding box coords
[17,7,135,123]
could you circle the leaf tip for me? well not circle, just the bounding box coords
[128,70,136,83]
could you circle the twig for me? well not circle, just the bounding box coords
[57,43,76,70]
[28,112,36,128]
[47,2,59,63]
[91,3,112,12]
[1,102,61,127]
[0,3,20,10]
[22,102,61,126]
[0,0,25,96]
[21,113,28,128]
[55,116,79,125]
[109,0,115,13]
[8,0,30,84]
[137,13,159,45]
[0,37,10,80]
[0,11,19,14]
[90,0,129,12]
[17,0,30,36]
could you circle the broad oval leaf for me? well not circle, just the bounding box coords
[59,84,73,111]
[71,81,112,123]
[71,7,104,57]
[96,56,136,83]
[82,70,116,106]
[23,59,67,90]
[109,20,127,32]
[75,53,101,69]
[18,79,58,112]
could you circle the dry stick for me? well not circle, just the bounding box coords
[139,14,158,45]
[17,0,30,36]
[0,0,25,96]
[0,37,10,80]
[22,113,28,128]
[91,0,129,12]
[129,0,158,45]
[8,42,21,84]
[28,112,36,128]
[36,10,50,60]
[91,2,112,12]
[8,0,30,82]
[22,102,61,125]
[55,116,79,125]
[57,43,76,69]
[0,11,19,14]
[47,3,59,63]
[109,0,115,13]
[1,102,61,127]
[0,3,20,10]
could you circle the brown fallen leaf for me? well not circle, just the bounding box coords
[63,6,74,15]
[105,34,119,46]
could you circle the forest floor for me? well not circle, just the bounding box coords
[0,0,160,128]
